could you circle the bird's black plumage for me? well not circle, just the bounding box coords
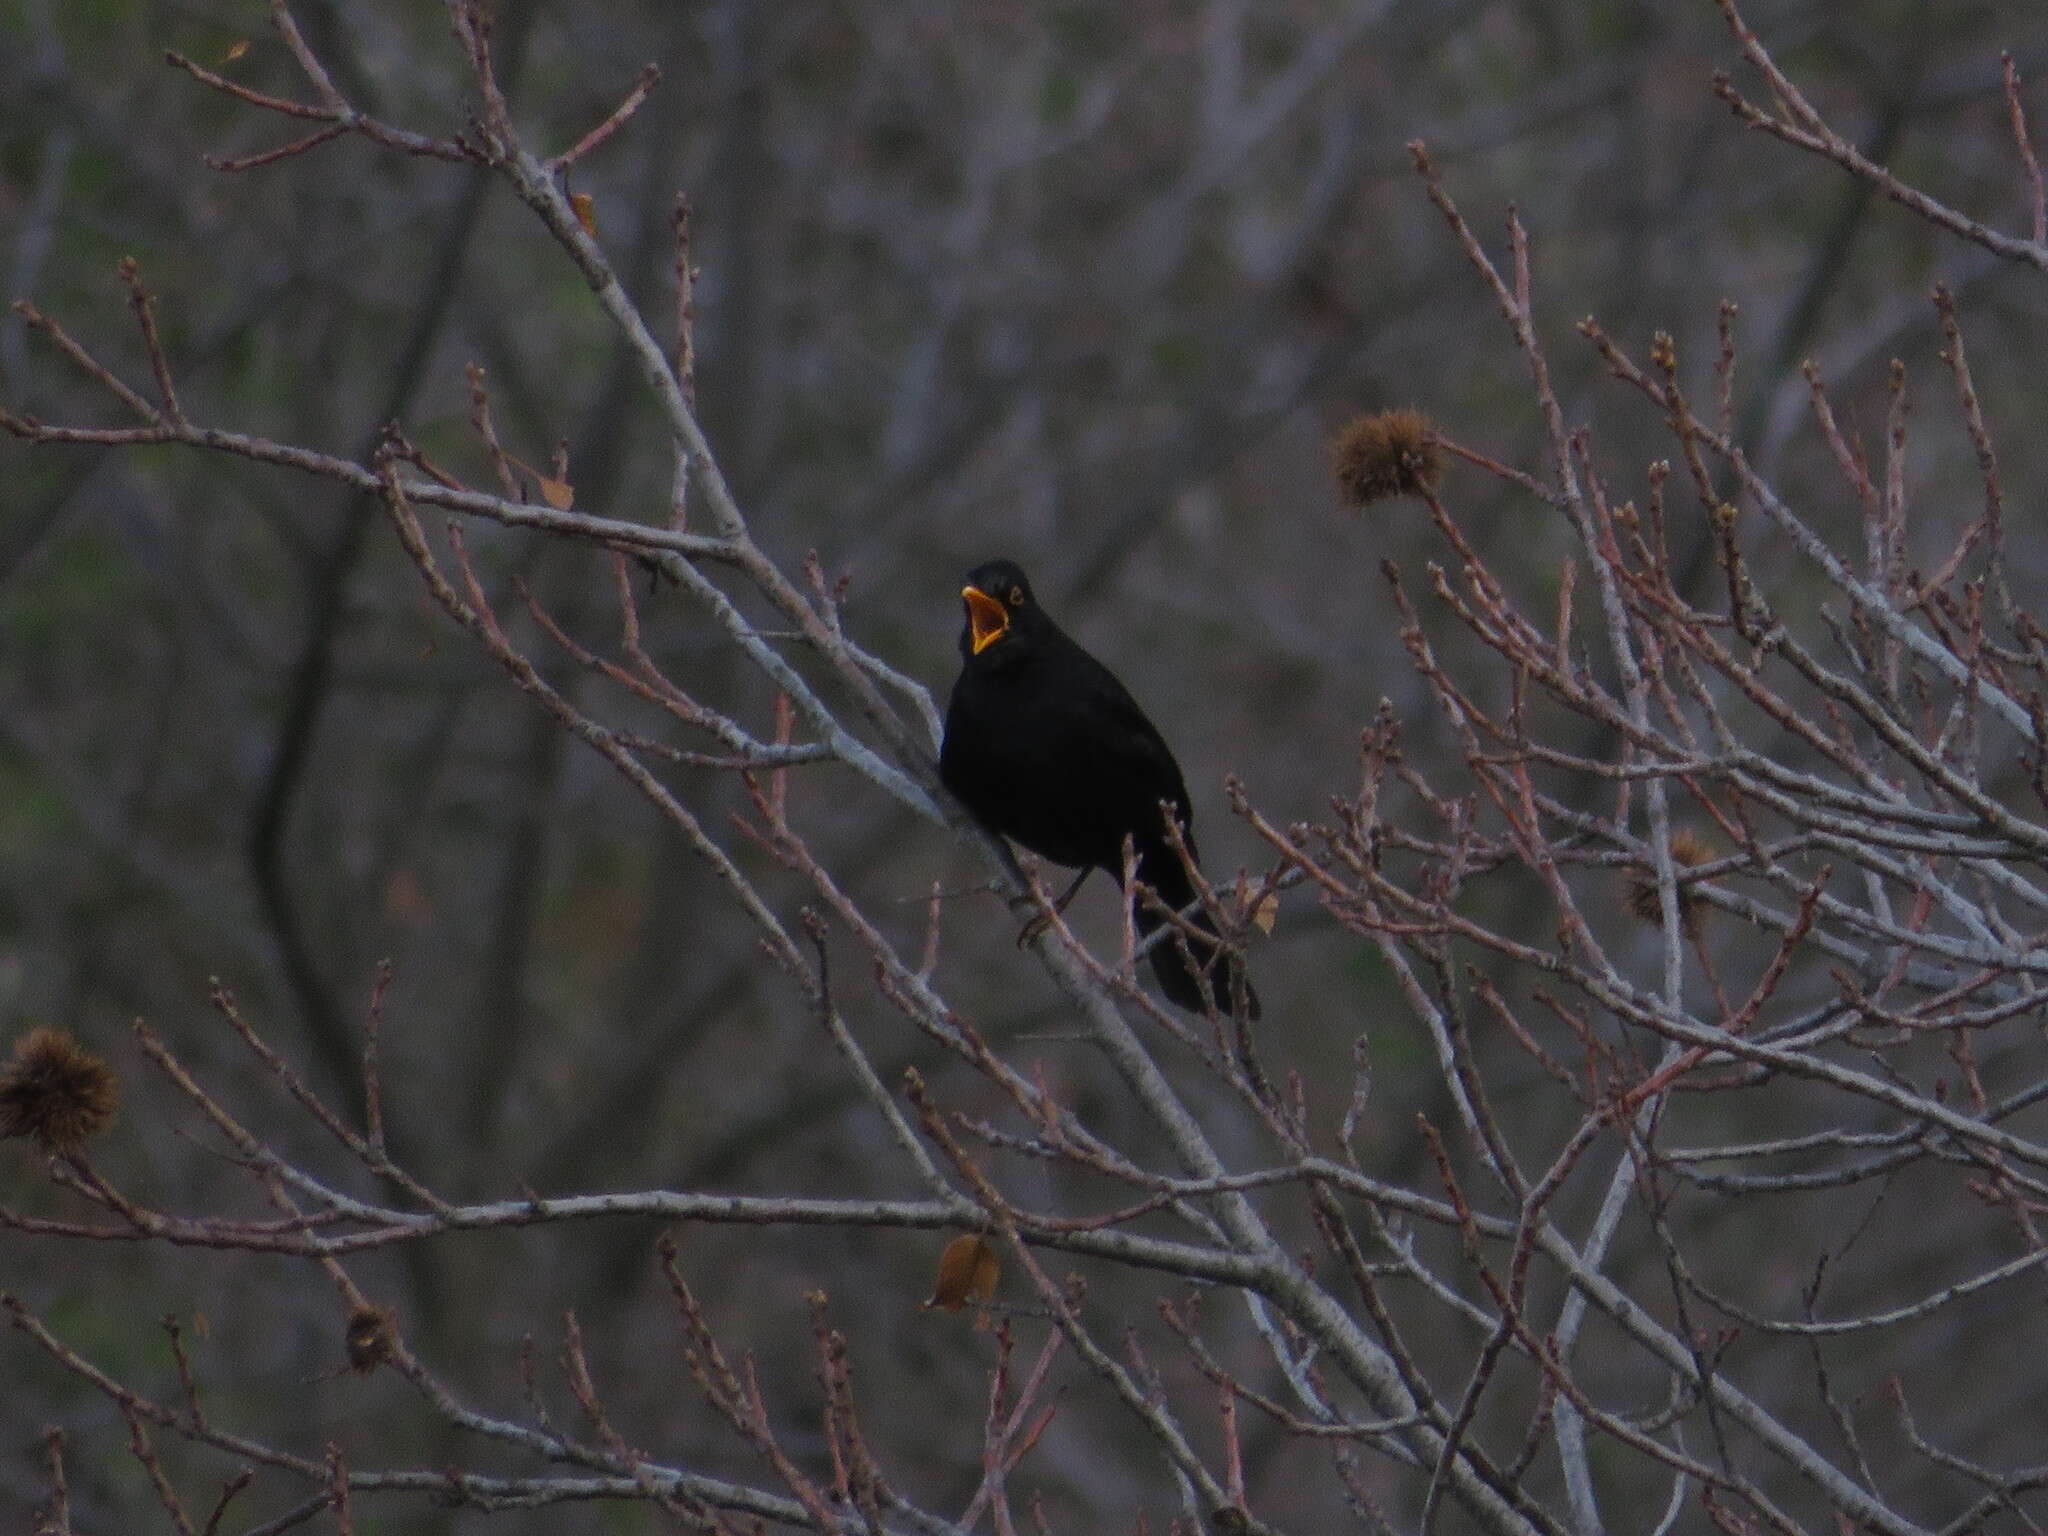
[940,559,1258,1017]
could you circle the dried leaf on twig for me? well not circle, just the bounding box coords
[924,1234,999,1313]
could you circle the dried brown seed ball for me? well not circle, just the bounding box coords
[0,1027,117,1153]
[1626,830,1716,930]
[345,1304,396,1373]
[1329,408,1442,507]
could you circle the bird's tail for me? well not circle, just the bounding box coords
[1134,852,1260,1017]
[1141,908,1261,1017]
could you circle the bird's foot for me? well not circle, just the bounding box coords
[1014,868,1094,949]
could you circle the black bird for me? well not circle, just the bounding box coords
[940,559,1259,1017]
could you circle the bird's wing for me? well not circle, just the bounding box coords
[1061,649,1199,861]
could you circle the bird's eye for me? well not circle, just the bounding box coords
[1008,585,1025,607]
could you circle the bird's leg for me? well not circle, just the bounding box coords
[1018,868,1093,949]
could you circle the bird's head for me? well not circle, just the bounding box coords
[957,558,1041,659]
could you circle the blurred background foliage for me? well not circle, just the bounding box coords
[6,0,2048,1529]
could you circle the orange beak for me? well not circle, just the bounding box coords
[962,586,1009,654]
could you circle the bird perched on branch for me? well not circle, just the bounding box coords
[940,558,1258,1017]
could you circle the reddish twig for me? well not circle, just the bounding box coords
[548,63,660,173]
[2005,52,2047,247]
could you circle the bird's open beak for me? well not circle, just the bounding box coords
[962,586,1009,654]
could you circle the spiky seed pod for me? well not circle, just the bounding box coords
[1330,408,1443,507]
[0,1027,117,1153]
[345,1304,396,1373]
[1627,830,1716,931]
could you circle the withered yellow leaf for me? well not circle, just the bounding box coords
[537,475,574,510]
[925,1234,999,1312]
[222,40,251,64]
[570,191,599,238]
[1251,893,1278,934]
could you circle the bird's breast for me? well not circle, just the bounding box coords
[943,666,1128,871]
[942,659,1185,876]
